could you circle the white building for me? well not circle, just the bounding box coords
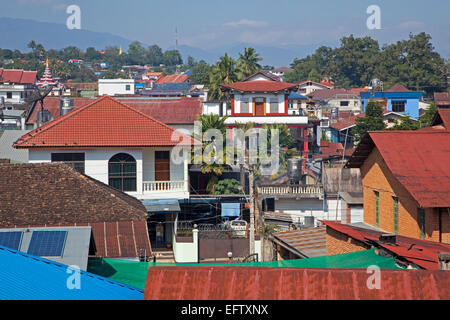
[0,68,37,104]
[98,79,135,96]
[297,80,332,95]
[14,95,199,201]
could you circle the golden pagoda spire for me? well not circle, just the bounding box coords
[119,45,123,55]
[46,57,49,67]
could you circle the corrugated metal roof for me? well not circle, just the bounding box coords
[273,226,326,258]
[144,266,449,300]
[322,221,450,270]
[346,131,450,208]
[0,130,30,163]
[88,249,400,289]
[0,245,143,300]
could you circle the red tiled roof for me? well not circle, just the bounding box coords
[120,97,202,124]
[432,108,450,129]
[26,97,93,125]
[386,84,411,92]
[346,131,450,208]
[308,88,347,100]
[297,80,333,89]
[144,266,450,300]
[330,111,407,131]
[0,68,37,84]
[26,97,203,125]
[15,95,200,149]
[221,80,297,92]
[434,92,450,106]
[155,74,189,84]
[322,221,450,270]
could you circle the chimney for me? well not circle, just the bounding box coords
[438,252,450,270]
[379,234,396,245]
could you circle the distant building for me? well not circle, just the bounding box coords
[297,80,333,95]
[434,92,450,108]
[269,67,293,80]
[360,84,423,119]
[0,68,37,104]
[98,79,135,96]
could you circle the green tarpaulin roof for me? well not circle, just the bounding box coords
[87,249,401,290]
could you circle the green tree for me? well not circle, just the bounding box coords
[352,101,386,144]
[419,102,438,127]
[189,60,212,85]
[208,53,239,101]
[307,69,321,82]
[212,179,241,195]
[162,50,183,66]
[127,41,146,65]
[389,117,420,130]
[237,47,262,78]
[193,114,231,193]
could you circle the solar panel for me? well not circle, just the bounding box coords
[27,230,67,257]
[0,231,23,250]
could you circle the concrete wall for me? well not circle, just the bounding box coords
[98,79,135,96]
[173,229,198,263]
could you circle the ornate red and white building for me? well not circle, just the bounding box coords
[220,71,310,161]
[36,59,64,96]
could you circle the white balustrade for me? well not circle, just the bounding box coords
[143,180,186,192]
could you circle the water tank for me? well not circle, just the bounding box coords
[304,216,315,228]
[37,109,53,124]
[60,97,74,115]
[287,157,303,184]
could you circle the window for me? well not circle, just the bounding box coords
[51,153,85,174]
[270,99,278,113]
[392,100,406,112]
[393,196,399,234]
[340,101,349,107]
[125,85,131,91]
[6,92,12,99]
[288,102,293,109]
[108,153,137,192]
[418,209,426,240]
[240,100,249,113]
[374,191,379,227]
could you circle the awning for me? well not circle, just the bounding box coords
[142,199,180,214]
[221,203,240,217]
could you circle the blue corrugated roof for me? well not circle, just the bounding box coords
[0,245,144,300]
[288,92,308,100]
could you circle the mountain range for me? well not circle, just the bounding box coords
[0,17,333,66]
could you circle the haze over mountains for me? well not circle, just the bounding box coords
[0,17,330,67]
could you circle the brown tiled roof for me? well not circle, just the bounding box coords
[434,92,450,106]
[308,88,347,100]
[0,163,148,227]
[385,84,411,92]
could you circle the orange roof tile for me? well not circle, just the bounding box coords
[15,95,200,149]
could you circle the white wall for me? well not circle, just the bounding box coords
[98,79,135,96]
[273,198,344,224]
[234,93,286,114]
[173,229,198,263]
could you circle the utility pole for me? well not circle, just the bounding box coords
[248,164,255,255]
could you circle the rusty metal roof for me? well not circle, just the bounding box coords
[322,220,450,270]
[346,131,450,208]
[272,226,326,258]
[144,266,450,300]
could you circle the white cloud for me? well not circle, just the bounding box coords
[223,19,269,28]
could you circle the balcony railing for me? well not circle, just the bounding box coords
[143,180,186,193]
[257,184,323,198]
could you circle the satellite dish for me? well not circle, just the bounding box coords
[25,85,54,125]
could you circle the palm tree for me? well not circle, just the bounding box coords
[238,47,262,79]
[208,53,239,101]
[193,114,231,193]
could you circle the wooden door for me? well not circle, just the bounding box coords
[254,98,265,116]
[155,151,170,181]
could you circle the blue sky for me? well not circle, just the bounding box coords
[2,0,449,56]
